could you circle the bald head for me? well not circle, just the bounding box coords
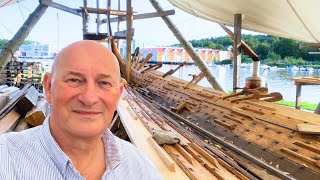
[51,40,121,81]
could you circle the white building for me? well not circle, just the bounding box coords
[19,44,56,58]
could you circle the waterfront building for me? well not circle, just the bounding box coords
[139,47,232,64]
[18,44,56,58]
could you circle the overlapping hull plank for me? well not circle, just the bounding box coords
[129,62,320,179]
[117,88,245,179]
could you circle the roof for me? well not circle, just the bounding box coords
[168,0,320,43]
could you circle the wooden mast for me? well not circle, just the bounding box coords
[0,1,52,73]
[149,0,225,92]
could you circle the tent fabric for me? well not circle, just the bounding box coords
[0,0,24,8]
[168,0,320,43]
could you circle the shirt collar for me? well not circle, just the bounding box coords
[39,117,70,176]
[39,116,123,176]
[103,129,123,172]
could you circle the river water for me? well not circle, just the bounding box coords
[158,64,320,104]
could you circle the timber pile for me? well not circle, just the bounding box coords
[0,60,43,92]
[114,86,254,180]
[0,85,49,134]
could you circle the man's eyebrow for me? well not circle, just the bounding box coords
[64,71,85,77]
[97,73,112,79]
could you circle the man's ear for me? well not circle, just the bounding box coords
[43,72,52,104]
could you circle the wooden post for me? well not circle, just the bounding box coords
[96,0,101,34]
[82,0,88,39]
[126,0,133,84]
[149,0,225,92]
[0,2,51,73]
[233,14,242,93]
[315,102,320,115]
[117,0,121,49]
[295,83,302,109]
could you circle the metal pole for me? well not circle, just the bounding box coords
[0,2,51,73]
[126,0,133,84]
[149,0,225,92]
[233,14,242,93]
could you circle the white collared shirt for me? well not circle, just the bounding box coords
[0,118,163,180]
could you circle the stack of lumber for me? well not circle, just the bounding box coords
[116,86,249,180]
[0,85,49,134]
[1,60,43,92]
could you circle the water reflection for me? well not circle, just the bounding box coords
[158,64,320,103]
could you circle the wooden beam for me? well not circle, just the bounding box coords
[147,136,176,172]
[0,109,21,135]
[126,0,133,84]
[100,10,175,24]
[13,120,29,132]
[0,3,51,73]
[23,98,48,126]
[82,0,89,37]
[16,86,39,114]
[149,0,225,92]
[39,0,81,16]
[80,7,127,15]
[233,14,242,93]
[299,43,320,49]
[295,83,301,109]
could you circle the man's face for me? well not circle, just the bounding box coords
[44,45,123,139]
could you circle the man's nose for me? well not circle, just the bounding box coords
[78,82,99,106]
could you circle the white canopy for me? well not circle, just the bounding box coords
[168,0,320,43]
[0,0,25,8]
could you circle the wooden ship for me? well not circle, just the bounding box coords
[1,0,320,179]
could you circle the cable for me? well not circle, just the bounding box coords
[18,1,25,22]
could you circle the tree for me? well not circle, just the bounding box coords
[272,38,299,58]
[255,42,269,59]
[0,39,8,50]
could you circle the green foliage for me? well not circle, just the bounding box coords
[255,42,269,59]
[242,55,252,64]
[0,39,8,50]
[180,34,319,64]
[283,56,306,66]
[216,59,233,65]
[23,40,40,45]
[303,65,320,69]
[274,100,317,111]
[0,39,41,50]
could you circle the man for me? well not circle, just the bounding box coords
[0,40,163,180]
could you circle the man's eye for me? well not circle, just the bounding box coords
[66,78,82,87]
[98,81,112,88]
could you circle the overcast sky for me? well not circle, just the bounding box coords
[0,0,257,50]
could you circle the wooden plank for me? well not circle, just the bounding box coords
[189,143,220,168]
[117,96,189,179]
[13,119,29,132]
[297,124,320,134]
[0,96,8,110]
[23,98,48,126]
[147,136,175,172]
[174,144,196,165]
[293,141,320,154]
[163,144,198,180]
[281,147,316,165]
[126,106,138,120]
[295,83,302,109]
[0,109,21,134]
[16,86,39,114]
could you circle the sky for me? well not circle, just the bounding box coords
[0,0,258,51]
